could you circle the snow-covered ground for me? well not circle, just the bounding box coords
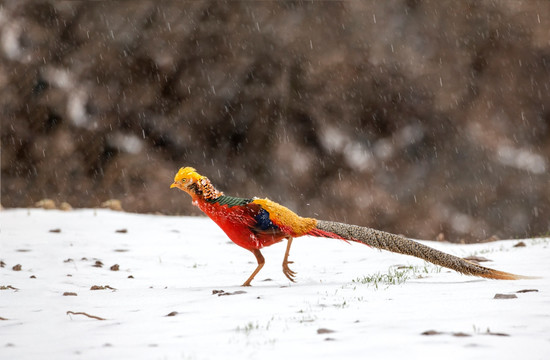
[1,209,549,360]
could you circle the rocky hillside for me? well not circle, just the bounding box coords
[2,1,549,241]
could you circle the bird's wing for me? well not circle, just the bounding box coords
[251,198,317,237]
[245,202,287,237]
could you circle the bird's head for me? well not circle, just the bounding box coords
[170,167,223,200]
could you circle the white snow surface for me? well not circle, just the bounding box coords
[1,209,549,360]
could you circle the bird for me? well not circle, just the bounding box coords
[170,166,529,286]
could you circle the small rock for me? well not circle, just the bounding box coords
[0,261,5,268]
[165,311,178,317]
[35,199,56,209]
[452,332,471,337]
[90,285,116,291]
[49,228,61,233]
[12,264,22,271]
[128,275,134,279]
[494,293,517,299]
[59,202,73,211]
[63,292,78,296]
[317,328,335,334]
[101,199,123,211]
[421,330,442,336]
[483,235,500,242]
[513,241,526,247]
[110,264,120,271]
[485,330,509,336]
[30,275,36,279]
[92,260,103,268]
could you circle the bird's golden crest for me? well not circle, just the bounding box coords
[173,167,202,184]
[171,167,223,200]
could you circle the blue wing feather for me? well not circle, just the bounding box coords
[254,208,279,231]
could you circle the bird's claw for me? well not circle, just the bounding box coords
[282,260,297,282]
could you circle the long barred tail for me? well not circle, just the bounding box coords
[310,220,530,280]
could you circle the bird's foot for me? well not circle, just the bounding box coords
[282,260,297,282]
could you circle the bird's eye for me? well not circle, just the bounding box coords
[181,179,186,183]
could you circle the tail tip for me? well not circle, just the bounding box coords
[488,270,539,280]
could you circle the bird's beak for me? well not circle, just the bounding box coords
[170,182,178,189]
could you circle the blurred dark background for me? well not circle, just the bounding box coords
[1,1,549,242]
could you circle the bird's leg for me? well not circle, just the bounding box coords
[242,249,265,287]
[282,237,296,282]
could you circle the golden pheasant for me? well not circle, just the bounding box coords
[171,167,528,286]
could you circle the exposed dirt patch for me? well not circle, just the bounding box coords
[0,285,19,290]
[212,289,247,296]
[422,329,509,337]
[452,332,471,337]
[485,330,510,337]
[90,285,116,291]
[421,330,443,336]
[494,293,517,299]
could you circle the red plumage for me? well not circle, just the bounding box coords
[195,198,288,251]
